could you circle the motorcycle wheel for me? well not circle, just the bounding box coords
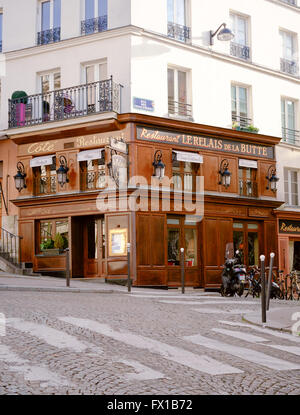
[220,284,234,297]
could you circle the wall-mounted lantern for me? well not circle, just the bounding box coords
[14,161,27,192]
[56,155,69,188]
[153,150,165,180]
[210,23,234,46]
[266,165,279,192]
[219,159,231,188]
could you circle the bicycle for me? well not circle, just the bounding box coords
[245,266,261,298]
[289,270,300,301]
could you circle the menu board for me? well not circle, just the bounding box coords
[109,228,128,256]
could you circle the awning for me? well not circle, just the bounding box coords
[77,148,105,162]
[239,159,258,169]
[30,155,55,168]
[173,150,203,164]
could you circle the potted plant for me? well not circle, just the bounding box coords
[53,232,68,253]
[40,238,60,256]
[11,91,28,126]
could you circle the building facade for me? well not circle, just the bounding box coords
[0,0,299,286]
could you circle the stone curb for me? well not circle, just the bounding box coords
[242,314,293,335]
[0,285,126,294]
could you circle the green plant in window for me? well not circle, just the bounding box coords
[248,124,259,133]
[40,239,54,250]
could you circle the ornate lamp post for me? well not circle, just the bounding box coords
[56,155,69,188]
[14,162,27,192]
[219,159,231,188]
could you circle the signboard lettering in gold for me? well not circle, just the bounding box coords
[137,127,274,159]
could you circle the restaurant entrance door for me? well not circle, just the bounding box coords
[83,216,105,278]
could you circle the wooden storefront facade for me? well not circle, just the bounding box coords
[11,113,282,288]
[276,211,300,276]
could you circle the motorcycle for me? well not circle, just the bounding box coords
[220,243,247,297]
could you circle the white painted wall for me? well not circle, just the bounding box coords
[0,0,299,214]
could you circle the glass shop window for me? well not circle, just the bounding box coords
[39,218,69,252]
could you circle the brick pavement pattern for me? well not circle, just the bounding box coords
[0,290,299,395]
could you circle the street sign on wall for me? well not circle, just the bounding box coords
[133,97,154,112]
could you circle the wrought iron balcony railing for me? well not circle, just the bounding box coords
[168,99,192,118]
[282,127,300,146]
[239,179,258,198]
[8,76,121,128]
[81,15,108,35]
[230,42,250,61]
[280,58,298,75]
[80,170,106,191]
[167,22,190,43]
[37,27,61,45]
[232,113,252,128]
[0,40,2,53]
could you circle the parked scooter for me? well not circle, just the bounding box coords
[220,243,247,297]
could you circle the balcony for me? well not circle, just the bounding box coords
[230,42,250,61]
[167,22,190,43]
[282,127,300,146]
[168,99,192,118]
[8,77,121,129]
[81,15,108,35]
[280,58,298,76]
[239,179,258,198]
[37,27,61,45]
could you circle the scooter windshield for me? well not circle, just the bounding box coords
[225,242,234,260]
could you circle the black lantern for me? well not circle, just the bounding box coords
[14,161,27,192]
[210,23,234,45]
[56,155,69,188]
[219,159,231,188]
[153,150,165,180]
[266,165,279,192]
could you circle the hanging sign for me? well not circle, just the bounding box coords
[110,137,128,154]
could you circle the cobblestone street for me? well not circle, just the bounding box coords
[0,289,299,395]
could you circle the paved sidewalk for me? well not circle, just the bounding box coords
[244,306,300,335]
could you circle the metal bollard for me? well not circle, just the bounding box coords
[266,252,275,311]
[180,248,185,294]
[127,243,131,293]
[260,255,266,323]
[65,248,70,288]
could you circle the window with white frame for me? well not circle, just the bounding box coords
[167,0,190,42]
[280,30,298,75]
[281,98,299,144]
[168,67,191,117]
[38,0,61,45]
[81,0,108,35]
[82,61,107,113]
[229,13,250,61]
[35,70,61,121]
[284,169,300,206]
[231,84,251,127]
